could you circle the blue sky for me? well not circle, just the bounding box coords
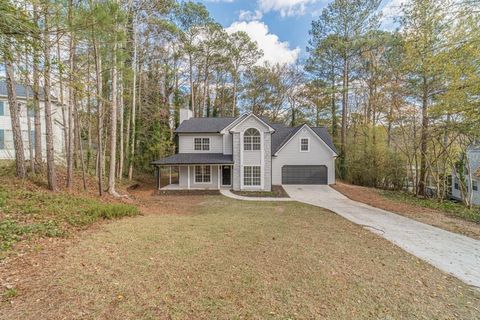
[200,0,403,65]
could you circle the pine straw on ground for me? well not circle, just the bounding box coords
[1,193,479,319]
[0,162,139,261]
[332,182,480,240]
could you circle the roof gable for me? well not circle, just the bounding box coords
[273,124,338,156]
[228,113,275,133]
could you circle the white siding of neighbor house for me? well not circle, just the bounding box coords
[0,97,65,162]
[451,148,480,206]
[451,175,480,206]
[272,127,336,185]
[179,165,220,189]
[178,134,223,153]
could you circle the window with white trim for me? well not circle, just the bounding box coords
[194,137,210,151]
[244,128,261,151]
[473,180,478,192]
[244,166,261,186]
[300,138,309,152]
[195,165,211,183]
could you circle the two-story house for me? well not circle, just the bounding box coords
[0,81,65,161]
[152,108,337,191]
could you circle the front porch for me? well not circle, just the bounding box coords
[151,153,234,191]
[156,165,233,190]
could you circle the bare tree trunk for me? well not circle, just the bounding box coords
[340,57,349,179]
[43,5,57,191]
[27,108,34,173]
[418,75,429,196]
[232,74,238,117]
[128,25,137,181]
[189,54,195,117]
[74,97,87,191]
[92,30,104,196]
[33,3,42,169]
[86,50,93,172]
[118,69,124,179]
[23,36,35,174]
[108,29,119,196]
[57,12,68,162]
[4,45,26,178]
[67,1,75,190]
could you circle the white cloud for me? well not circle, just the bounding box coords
[380,0,407,29]
[226,20,300,65]
[258,0,320,17]
[238,9,263,21]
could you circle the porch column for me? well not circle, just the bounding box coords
[218,166,221,189]
[169,166,172,185]
[187,165,191,189]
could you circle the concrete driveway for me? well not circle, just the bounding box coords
[283,185,480,288]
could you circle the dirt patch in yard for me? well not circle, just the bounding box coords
[332,182,480,240]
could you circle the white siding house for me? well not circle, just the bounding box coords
[0,82,65,162]
[152,108,337,192]
[452,145,480,205]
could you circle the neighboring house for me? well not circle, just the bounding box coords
[452,145,480,205]
[0,81,65,161]
[152,108,337,191]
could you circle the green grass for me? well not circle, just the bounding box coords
[3,196,478,319]
[0,162,139,255]
[381,190,480,223]
[2,288,18,300]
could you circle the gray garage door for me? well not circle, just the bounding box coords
[282,165,328,185]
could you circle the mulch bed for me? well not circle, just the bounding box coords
[230,185,290,198]
[156,189,221,196]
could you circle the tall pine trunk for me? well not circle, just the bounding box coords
[108,29,118,196]
[4,44,26,178]
[418,75,429,196]
[67,1,75,190]
[92,30,104,196]
[128,25,137,181]
[33,2,42,169]
[43,4,57,191]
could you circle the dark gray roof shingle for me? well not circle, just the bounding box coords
[270,123,301,154]
[151,153,233,165]
[312,127,337,154]
[175,117,237,133]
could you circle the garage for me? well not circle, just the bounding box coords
[282,165,328,185]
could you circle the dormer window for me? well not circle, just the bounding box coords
[244,128,260,151]
[194,138,210,151]
[300,138,309,152]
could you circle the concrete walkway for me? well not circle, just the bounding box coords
[220,189,293,202]
[283,185,480,289]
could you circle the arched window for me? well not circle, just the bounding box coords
[244,128,261,150]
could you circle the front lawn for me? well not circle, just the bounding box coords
[1,195,478,319]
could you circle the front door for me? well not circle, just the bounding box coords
[222,166,231,186]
